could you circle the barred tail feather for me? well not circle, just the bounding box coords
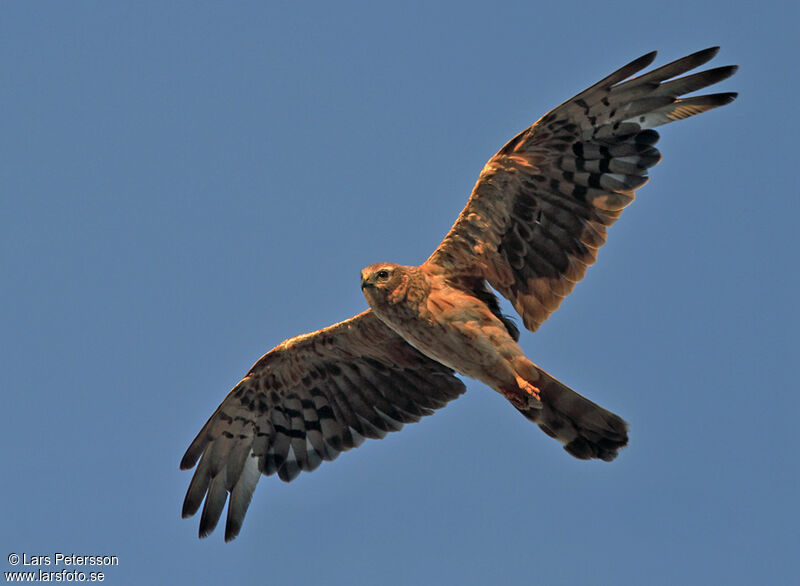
[519,367,628,461]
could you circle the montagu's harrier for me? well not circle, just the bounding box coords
[181,47,737,540]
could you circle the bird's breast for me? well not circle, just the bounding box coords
[373,284,511,376]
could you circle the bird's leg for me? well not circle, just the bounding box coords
[501,376,542,409]
[517,376,541,402]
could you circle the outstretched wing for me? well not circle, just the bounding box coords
[180,310,465,541]
[426,47,737,331]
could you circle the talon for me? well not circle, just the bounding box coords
[516,376,541,403]
[503,377,542,409]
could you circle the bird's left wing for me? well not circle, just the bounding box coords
[180,310,465,541]
[425,47,737,331]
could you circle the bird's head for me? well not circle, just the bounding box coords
[360,263,406,307]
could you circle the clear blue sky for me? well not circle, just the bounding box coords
[2,2,797,584]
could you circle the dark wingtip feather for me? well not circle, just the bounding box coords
[693,46,721,63]
[630,50,658,71]
[670,46,721,73]
[180,435,209,470]
[181,497,198,519]
[197,475,227,538]
[224,520,242,542]
[714,64,739,83]
[198,513,221,539]
[691,92,739,108]
[179,451,196,471]
[717,91,738,104]
[668,65,739,96]
[641,50,658,62]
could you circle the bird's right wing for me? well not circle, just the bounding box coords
[180,310,466,541]
[426,47,737,331]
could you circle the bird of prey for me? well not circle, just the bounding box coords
[181,47,737,541]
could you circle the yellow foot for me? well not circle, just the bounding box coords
[504,377,542,410]
[516,376,541,403]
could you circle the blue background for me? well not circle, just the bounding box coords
[2,1,797,584]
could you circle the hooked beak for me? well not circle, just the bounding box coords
[361,277,374,290]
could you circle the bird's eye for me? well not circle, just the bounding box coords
[376,269,390,280]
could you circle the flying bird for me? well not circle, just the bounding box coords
[181,47,737,541]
